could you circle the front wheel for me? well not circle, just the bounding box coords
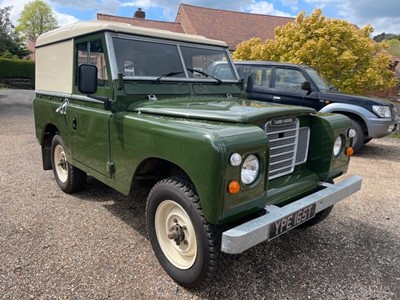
[350,118,365,153]
[363,138,372,144]
[146,177,229,288]
[51,135,86,193]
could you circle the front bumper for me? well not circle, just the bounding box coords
[367,115,399,138]
[221,175,362,254]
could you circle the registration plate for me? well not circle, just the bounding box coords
[269,204,316,240]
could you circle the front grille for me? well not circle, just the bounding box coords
[265,118,310,180]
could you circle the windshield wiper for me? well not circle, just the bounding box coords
[155,71,184,82]
[186,68,222,84]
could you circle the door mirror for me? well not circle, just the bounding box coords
[301,81,312,92]
[78,64,97,94]
[246,73,255,93]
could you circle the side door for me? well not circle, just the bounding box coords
[270,67,320,110]
[67,37,113,177]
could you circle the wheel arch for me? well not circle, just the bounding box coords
[131,157,193,194]
[331,111,368,136]
[41,123,59,170]
[319,103,371,137]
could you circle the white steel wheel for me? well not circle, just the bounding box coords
[146,177,231,288]
[155,200,197,269]
[53,144,68,183]
[51,134,86,194]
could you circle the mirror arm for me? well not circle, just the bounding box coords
[117,73,124,90]
[239,77,244,91]
[88,95,112,111]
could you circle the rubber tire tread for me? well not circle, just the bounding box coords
[363,138,372,144]
[297,206,334,229]
[350,119,365,153]
[51,135,87,194]
[146,176,232,288]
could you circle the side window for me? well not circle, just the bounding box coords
[76,40,109,88]
[249,66,272,87]
[275,68,306,90]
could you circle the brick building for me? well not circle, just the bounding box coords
[97,3,293,51]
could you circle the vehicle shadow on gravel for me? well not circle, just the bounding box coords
[191,218,399,298]
[355,139,400,162]
[68,176,398,298]
[73,176,149,237]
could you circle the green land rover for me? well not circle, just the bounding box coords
[33,21,362,287]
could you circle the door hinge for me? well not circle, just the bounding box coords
[107,162,115,174]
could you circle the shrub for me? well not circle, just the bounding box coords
[0,58,35,80]
[0,58,35,89]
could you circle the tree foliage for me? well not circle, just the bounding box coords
[373,32,400,42]
[16,0,58,40]
[382,39,400,58]
[0,6,30,58]
[233,9,397,95]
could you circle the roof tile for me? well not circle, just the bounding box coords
[97,13,185,33]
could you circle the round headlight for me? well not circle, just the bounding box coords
[333,136,343,157]
[241,154,260,185]
[230,153,242,166]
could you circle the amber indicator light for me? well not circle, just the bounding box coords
[228,180,240,194]
[345,147,354,156]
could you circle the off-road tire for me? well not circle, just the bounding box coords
[350,118,365,153]
[363,138,372,144]
[297,206,334,228]
[51,134,86,193]
[146,176,231,288]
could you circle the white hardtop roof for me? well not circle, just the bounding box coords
[36,20,228,48]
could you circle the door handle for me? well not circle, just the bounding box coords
[273,96,281,101]
[55,98,69,115]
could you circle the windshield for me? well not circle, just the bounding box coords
[304,67,333,91]
[112,37,237,81]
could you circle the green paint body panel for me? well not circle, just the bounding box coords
[33,28,354,225]
[34,94,353,224]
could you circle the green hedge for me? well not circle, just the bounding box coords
[0,58,35,81]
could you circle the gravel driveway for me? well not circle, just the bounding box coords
[1,89,399,299]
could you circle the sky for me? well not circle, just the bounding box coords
[1,0,400,37]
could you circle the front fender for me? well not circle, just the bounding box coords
[319,103,376,135]
[109,112,268,224]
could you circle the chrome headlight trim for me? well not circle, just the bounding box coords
[333,135,343,157]
[241,154,260,185]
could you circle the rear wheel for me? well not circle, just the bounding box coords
[350,118,365,153]
[146,176,229,288]
[51,135,86,193]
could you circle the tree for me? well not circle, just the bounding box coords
[233,9,397,95]
[0,6,30,58]
[373,32,400,42]
[16,0,58,40]
[382,39,400,57]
